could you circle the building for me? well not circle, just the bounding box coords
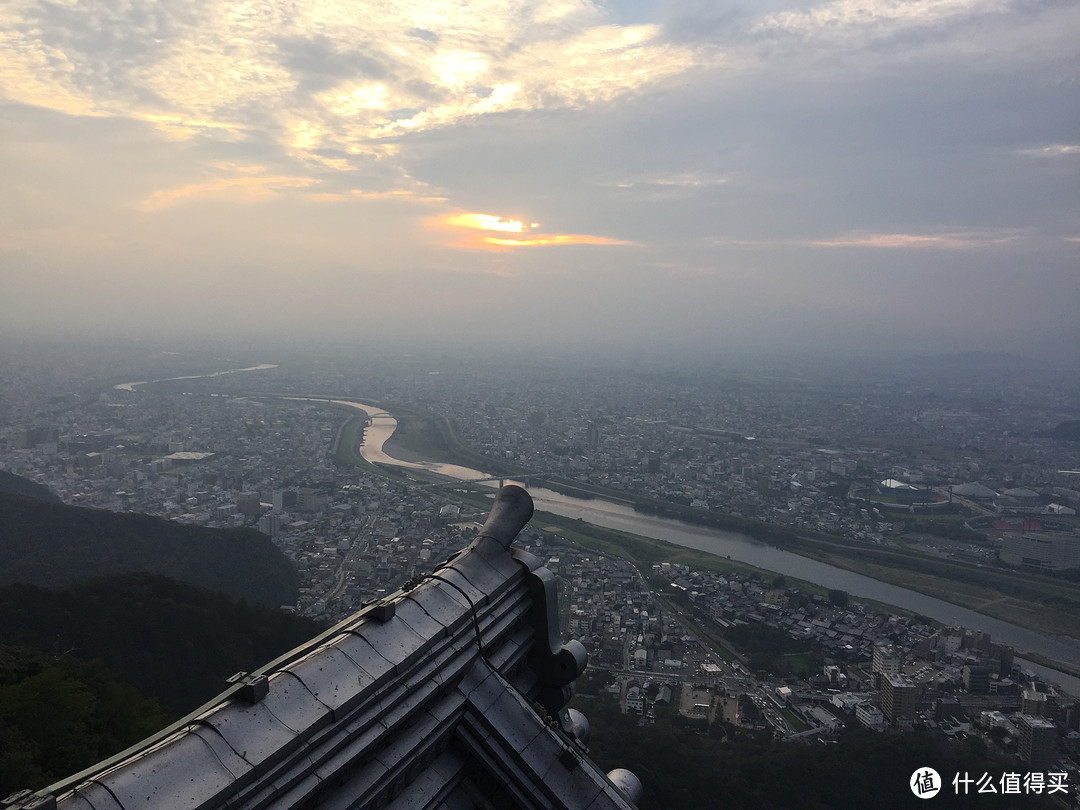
[699,662,723,679]
[855,703,886,731]
[1000,532,1080,571]
[1015,713,1057,769]
[257,512,281,537]
[823,664,846,688]
[963,664,991,694]
[880,673,917,730]
[10,487,641,810]
[872,644,901,690]
[272,488,297,511]
[237,491,262,517]
[1022,688,1048,717]
[297,487,327,513]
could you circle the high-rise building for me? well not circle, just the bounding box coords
[272,488,297,511]
[880,673,917,730]
[257,513,282,538]
[872,644,901,690]
[962,664,990,694]
[1015,713,1057,769]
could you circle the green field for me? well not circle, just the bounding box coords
[780,653,815,678]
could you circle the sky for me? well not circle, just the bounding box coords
[1,0,1077,361]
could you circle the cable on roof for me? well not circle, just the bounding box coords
[406,573,490,666]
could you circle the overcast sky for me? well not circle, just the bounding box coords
[2,0,1077,361]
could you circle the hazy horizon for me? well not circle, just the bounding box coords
[2,0,1077,364]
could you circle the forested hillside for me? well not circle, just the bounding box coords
[0,573,324,714]
[0,644,173,797]
[0,470,61,503]
[0,472,325,798]
[0,491,299,608]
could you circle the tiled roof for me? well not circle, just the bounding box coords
[9,486,636,810]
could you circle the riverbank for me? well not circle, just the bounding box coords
[317,395,1080,676]
[335,402,1079,647]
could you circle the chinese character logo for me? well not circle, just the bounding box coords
[911,767,941,799]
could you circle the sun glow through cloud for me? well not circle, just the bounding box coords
[435,211,631,249]
[444,214,531,233]
[0,0,1075,358]
[482,234,634,247]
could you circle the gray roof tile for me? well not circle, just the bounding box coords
[287,644,371,717]
[475,689,544,756]
[95,731,240,809]
[333,631,395,684]
[56,786,122,810]
[358,610,431,671]
[37,487,640,810]
[404,583,471,632]
[201,699,298,773]
[394,596,452,643]
[260,670,332,734]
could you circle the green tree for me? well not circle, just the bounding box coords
[0,647,173,797]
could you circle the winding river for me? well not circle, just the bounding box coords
[120,372,1074,692]
[329,399,1080,692]
[114,364,278,391]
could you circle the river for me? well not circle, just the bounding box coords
[114,363,278,391]
[329,398,1080,693]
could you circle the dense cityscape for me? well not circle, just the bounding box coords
[1,343,1078,804]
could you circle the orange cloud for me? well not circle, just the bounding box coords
[432,210,633,250]
[139,174,315,212]
[483,234,633,247]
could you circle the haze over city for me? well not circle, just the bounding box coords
[1,0,1077,360]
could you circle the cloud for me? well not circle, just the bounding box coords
[431,210,633,250]
[139,171,315,212]
[710,229,1026,250]
[807,229,1025,249]
[1,0,1076,360]
[1,0,702,178]
[1015,144,1080,158]
[305,189,447,205]
[753,0,997,40]
[444,213,536,232]
[482,233,635,247]
[610,172,728,194]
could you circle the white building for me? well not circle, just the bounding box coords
[1000,532,1080,571]
[855,703,886,731]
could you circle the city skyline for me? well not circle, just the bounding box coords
[1,0,1077,361]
